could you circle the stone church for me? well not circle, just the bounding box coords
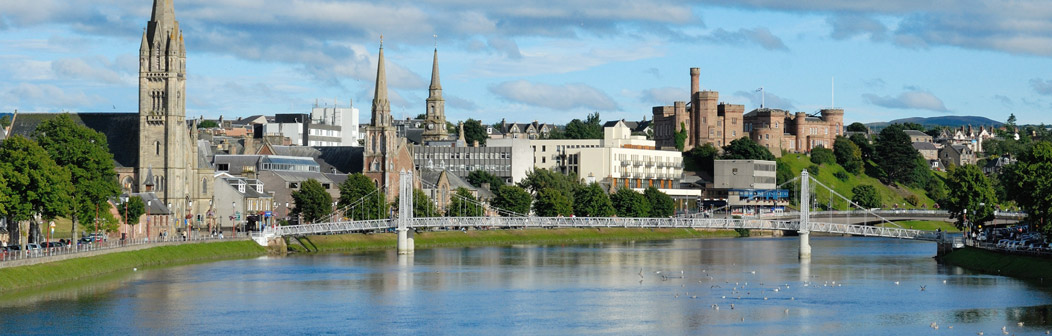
[362,40,415,202]
[5,0,213,230]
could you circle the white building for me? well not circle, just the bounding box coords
[529,121,686,192]
[311,104,359,146]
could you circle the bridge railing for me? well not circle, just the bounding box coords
[276,219,392,236]
[759,210,1025,220]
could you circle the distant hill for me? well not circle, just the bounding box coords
[866,116,1003,130]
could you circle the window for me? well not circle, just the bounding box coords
[201,179,208,195]
[217,163,229,171]
[765,134,770,139]
[156,141,160,156]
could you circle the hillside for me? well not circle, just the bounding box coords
[778,154,936,210]
[866,115,1002,130]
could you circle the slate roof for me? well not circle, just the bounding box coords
[912,142,938,151]
[197,140,214,169]
[418,170,495,200]
[904,130,931,138]
[314,146,364,174]
[7,113,140,168]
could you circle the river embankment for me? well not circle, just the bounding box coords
[0,240,265,293]
[286,228,744,253]
[939,246,1052,280]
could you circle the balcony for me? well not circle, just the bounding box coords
[620,160,631,166]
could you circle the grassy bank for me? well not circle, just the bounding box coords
[289,228,741,253]
[0,240,265,293]
[940,247,1052,279]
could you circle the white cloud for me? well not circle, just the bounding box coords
[1030,78,1052,96]
[2,83,105,110]
[640,87,689,104]
[490,80,618,111]
[703,27,789,51]
[862,90,948,112]
[732,90,796,110]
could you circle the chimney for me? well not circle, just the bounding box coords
[473,140,479,147]
[690,67,700,95]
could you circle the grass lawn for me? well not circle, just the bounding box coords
[778,154,936,210]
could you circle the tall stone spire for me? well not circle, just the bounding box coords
[148,0,177,46]
[371,38,391,127]
[421,43,449,142]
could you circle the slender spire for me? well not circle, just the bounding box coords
[151,0,176,28]
[371,37,391,127]
[430,36,442,95]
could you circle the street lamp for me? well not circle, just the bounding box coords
[232,201,237,238]
[147,200,152,242]
[209,199,214,236]
[167,202,172,239]
[188,200,193,241]
[285,202,289,224]
[121,195,128,243]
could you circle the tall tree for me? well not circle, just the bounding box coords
[119,196,146,235]
[0,115,10,129]
[833,136,863,174]
[411,189,439,217]
[685,143,719,175]
[850,185,881,209]
[849,133,874,161]
[0,135,72,245]
[466,170,504,191]
[809,146,836,165]
[533,187,573,217]
[491,185,532,216]
[573,183,615,217]
[644,187,675,217]
[447,187,484,217]
[196,120,219,129]
[338,174,389,220]
[1003,141,1052,233]
[846,122,869,133]
[610,188,650,217]
[1006,113,1018,134]
[874,124,927,187]
[34,113,121,234]
[721,137,775,161]
[944,164,996,231]
[518,168,581,202]
[462,118,488,145]
[563,112,603,139]
[292,179,333,224]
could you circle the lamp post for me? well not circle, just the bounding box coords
[285,202,289,225]
[272,201,277,230]
[167,202,172,240]
[232,201,237,238]
[188,200,193,241]
[209,199,214,236]
[120,195,128,244]
[147,200,152,242]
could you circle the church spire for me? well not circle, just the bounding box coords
[429,47,442,97]
[371,37,391,127]
[151,0,176,29]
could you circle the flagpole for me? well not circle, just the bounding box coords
[761,86,765,108]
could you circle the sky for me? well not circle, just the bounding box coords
[2,0,1052,126]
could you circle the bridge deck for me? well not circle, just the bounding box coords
[275,217,939,241]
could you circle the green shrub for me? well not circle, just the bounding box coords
[834,171,850,182]
[807,164,820,176]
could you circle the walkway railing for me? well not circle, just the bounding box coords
[0,231,250,264]
[269,217,939,241]
[760,210,1026,220]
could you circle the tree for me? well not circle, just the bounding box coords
[119,196,146,229]
[563,112,603,139]
[338,174,389,220]
[412,189,439,217]
[674,122,688,151]
[809,146,836,165]
[1003,141,1052,233]
[491,185,532,216]
[462,118,488,145]
[292,179,332,224]
[533,187,572,217]
[846,122,869,133]
[610,188,650,217]
[721,137,775,161]
[34,113,121,234]
[518,168,581,202]
[1006,113,1018,134]
[466,170,504,191]
[944,164,996,231]
[849,133,874,161]
[573,183,615,217]
[644,187,675,217]
[833,136,863,174]
[0,115,10,129]
[874,124,927,187]
[850,185,881,209]
[447,187,484,217]
[197,120,219,128]
[0,135,73,245]
[684,143,718,175]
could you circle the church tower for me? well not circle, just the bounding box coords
[363,39,412,201]
[421,47,448,142]
[136,0,203,220]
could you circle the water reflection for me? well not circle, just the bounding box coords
[1,237,1051,335]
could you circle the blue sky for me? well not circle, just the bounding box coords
[2,0,1051,126]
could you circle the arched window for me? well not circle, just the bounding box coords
[156,141,161,156]
[201,178,208,195]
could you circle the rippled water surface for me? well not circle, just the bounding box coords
[2,237,1051,335]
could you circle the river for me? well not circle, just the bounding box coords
[1,236,1050,335]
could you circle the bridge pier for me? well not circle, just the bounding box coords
[397,227,414,254]
[799,231,811,259]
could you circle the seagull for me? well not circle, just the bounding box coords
[730,304,734,309]
[894,281,900,285]
[931,322,939,330]
[943,280,948,284]
[639,268,644,279]
[920,285,927,291]
[1018,322,1024,327]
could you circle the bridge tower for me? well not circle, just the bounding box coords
[397,170,415,254]
[799,170,811,259]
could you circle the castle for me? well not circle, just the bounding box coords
[652,68,844,156]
